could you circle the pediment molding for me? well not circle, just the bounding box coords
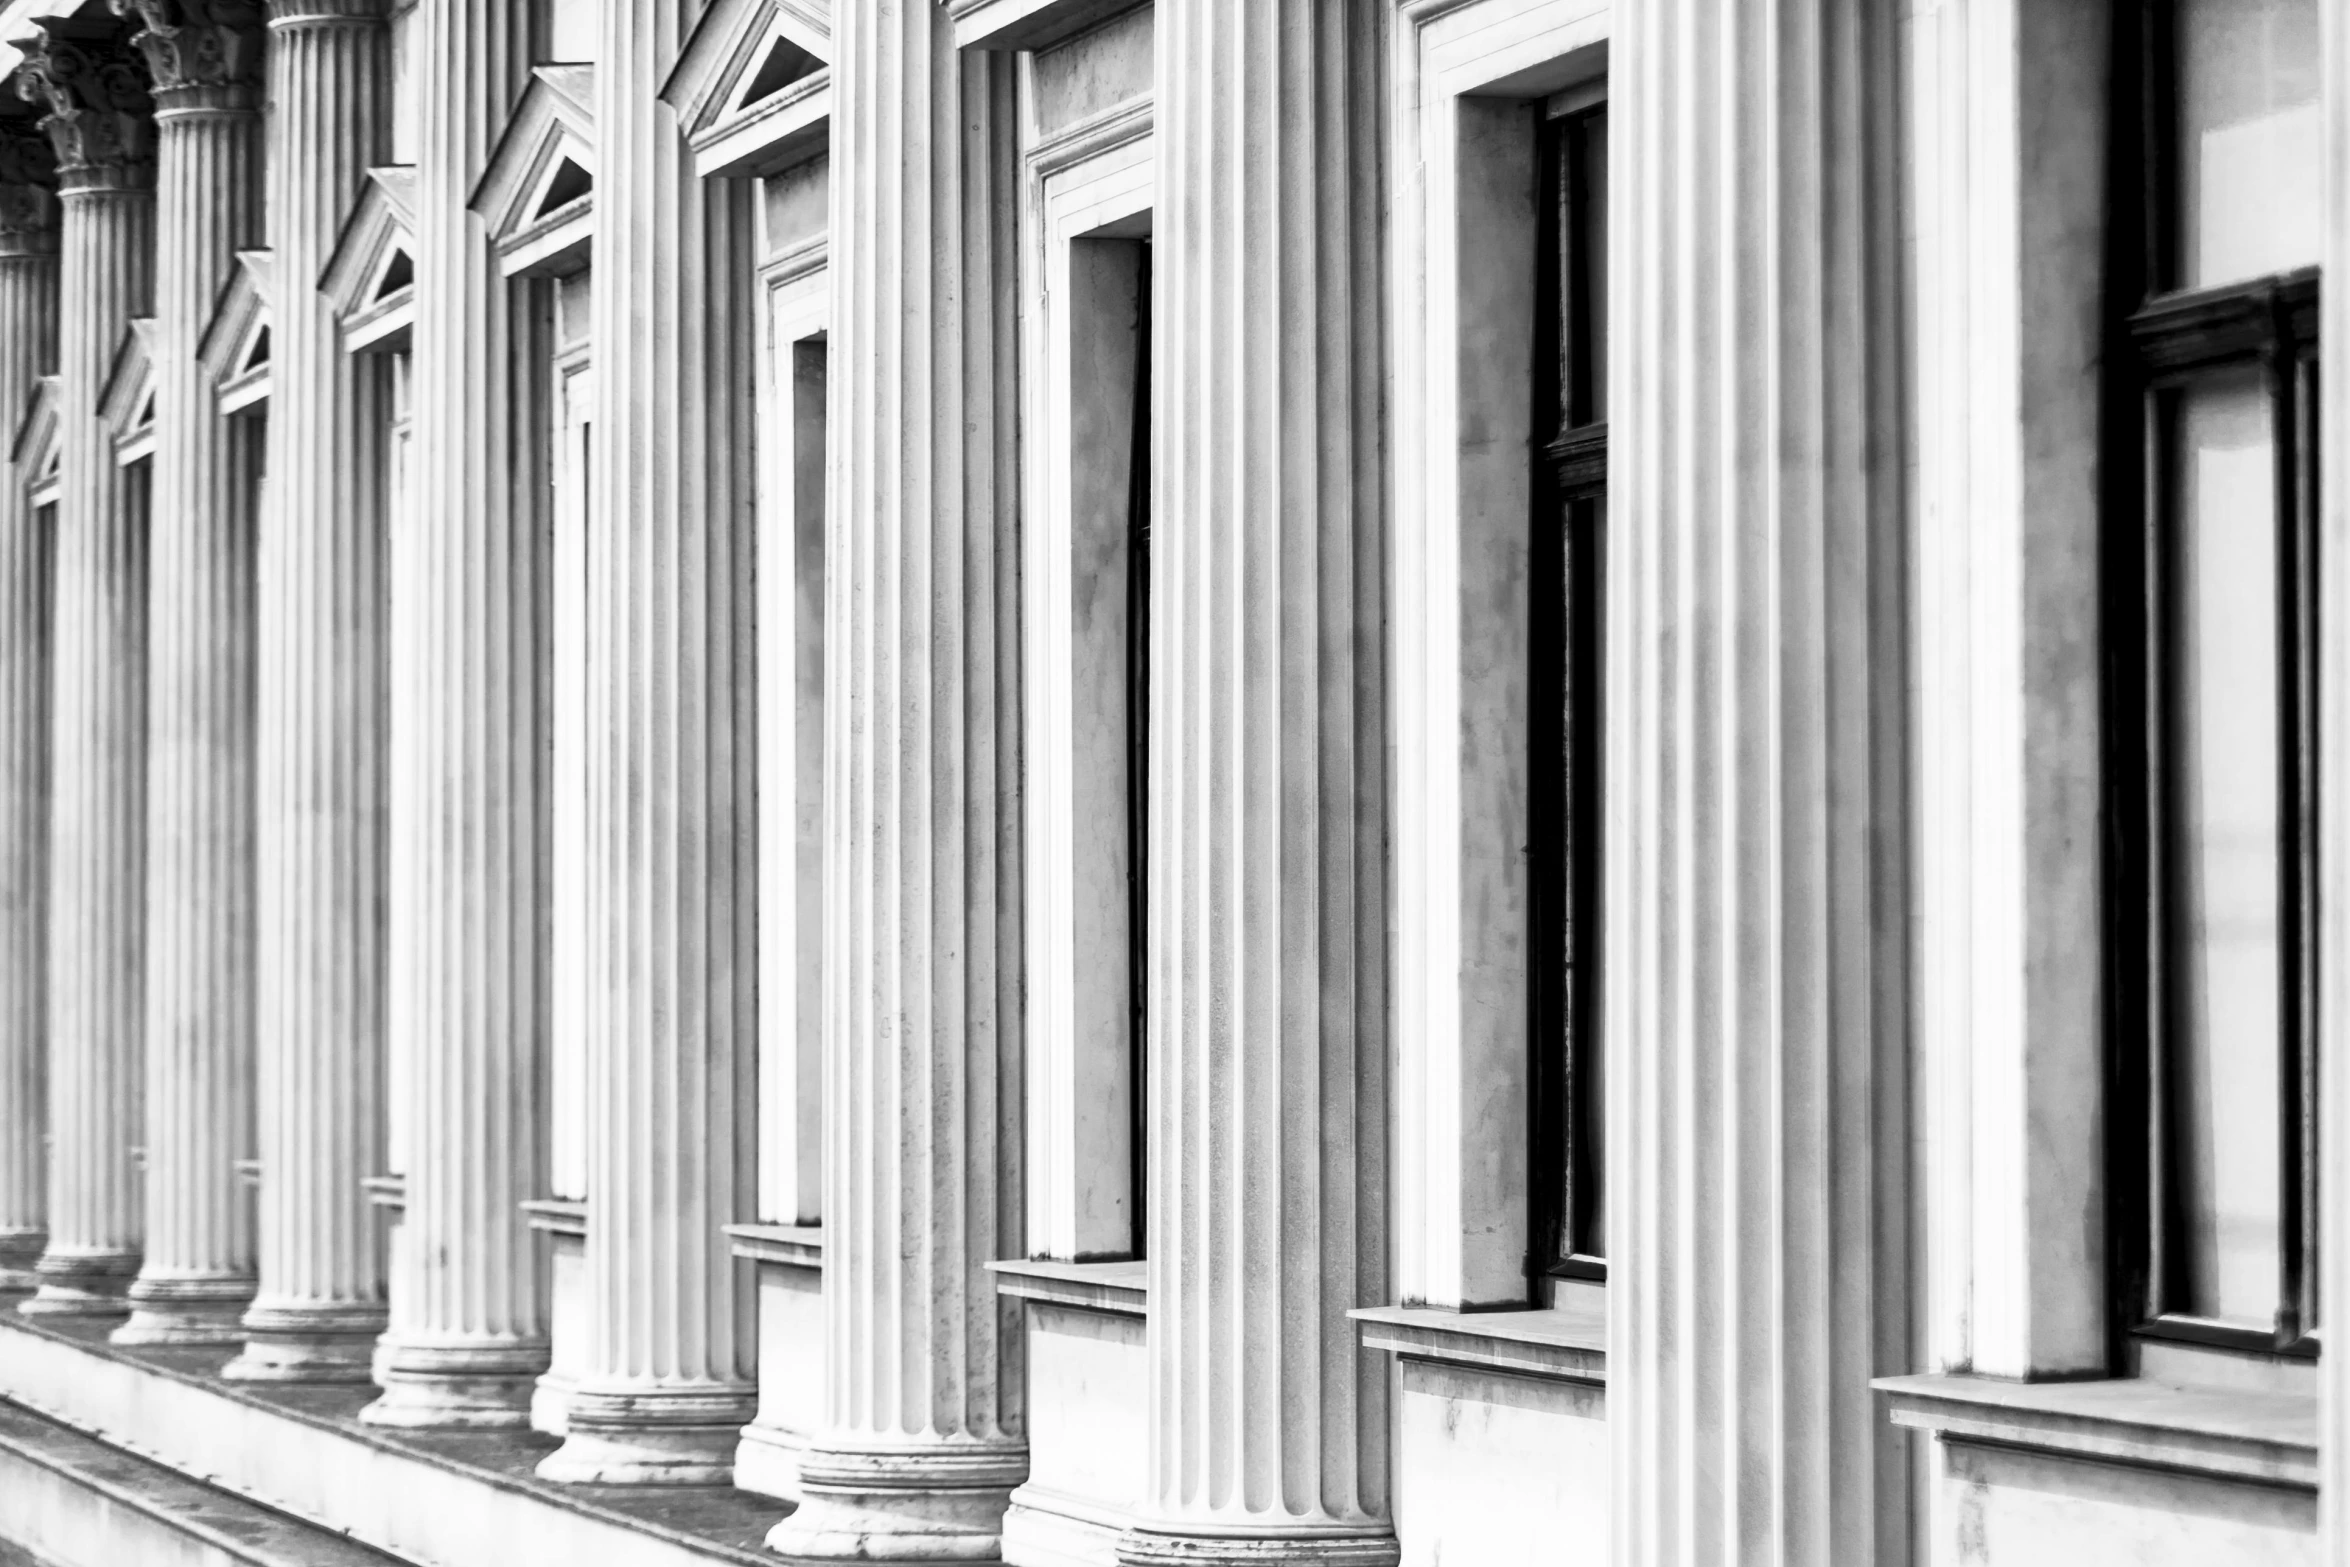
[97,312,154,463]
[12,372,60,505]
[322,163,415,351]
[666,0,829,181]
[473,65,593,278]
[196,247,270,411]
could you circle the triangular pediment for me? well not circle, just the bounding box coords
[198,251,273,413]
[322,165,417,352]
[98,316,157,461]
[474,65,596,278]
[12,373,60,504]
[666,0,831,180]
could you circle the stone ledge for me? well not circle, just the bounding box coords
[1875,1371,2319,1491]
[0,1310,807,1567]
[0,1398,411,1567]
[946,0,1147,51]
[987,1259,1147,1318]
[724,1223,822,1269]
[1349,1302,1606,1386]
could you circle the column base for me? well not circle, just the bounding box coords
[534,1383,759,1486]
[18,1249,139,1318]
[763,1442,1025,1561]
[1113,1527,1400,1566]
[359,1339,549,1429]
[222,1302,387,1384]
[111,1275,258,1345]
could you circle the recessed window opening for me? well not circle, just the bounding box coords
[1529,89,1608,1290]
[2110,0,2321,1360]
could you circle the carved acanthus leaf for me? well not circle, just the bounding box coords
[14,31,155,184]
[114,0,268,101]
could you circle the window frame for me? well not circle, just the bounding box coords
[2106,0,2324,1362]
[1529,93,1608,1287]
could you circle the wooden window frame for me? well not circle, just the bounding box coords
[1530,96,1608,1286]
[2106,0,2323,1361]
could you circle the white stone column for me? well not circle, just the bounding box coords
[1110,5,1394,1564]
[531,0,759,1486]
[360,0,549,1429]
[227,0,392,1382]
[113,0,267,1348]
[2316,0,2348,1547]
[1608,6,1910,1567]
[758,5,1025,1558]
[0,118,57,1295]
[16,25,156,1322]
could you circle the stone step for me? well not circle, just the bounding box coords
[0,1397,417,1567]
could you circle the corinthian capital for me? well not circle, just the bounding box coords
[113,0,267,111]
[14,27,155,191]
[0,116,59,256]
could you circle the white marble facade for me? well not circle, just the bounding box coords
[0,2,2334,1566]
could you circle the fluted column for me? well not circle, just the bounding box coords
[112,0,267,1348]
[227,0,391,1382]
[1109,6,1393,1565]
[360,0,548,1428]
[757,5,1024,1558]
[1608,6,1909,1567]
[2317,0,2348,1549]
[531,0,759,1487]
[0,117,58,1294]
[16,24,156,1321]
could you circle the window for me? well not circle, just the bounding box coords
[2111,0,2321,1358]
[1530,91,1607,1286]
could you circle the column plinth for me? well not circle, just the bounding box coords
[0,116,58,1296]
[112,0,267,1350]
[760,4,1026,1557]
[1106,6,1393,1565]
[356,0,550,1431]
[15,24,157,1324]
[530,0,757,1487]
[1606,6,1910,1565]
[226,0,392,1384]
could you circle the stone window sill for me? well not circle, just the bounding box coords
[360,1173,403,1212]
[1874,1371,2318,1490]
[521,1197,587,1239]
[1349,1300,1606,1386]
[724,1222,823,1269]
[987,1258,1147,1318]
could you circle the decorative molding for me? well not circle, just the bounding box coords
[947,0,1143,53]
[1025,92,1146,180]
[987,1259,1146,1318]
[519,1199,588,1241]
[1351,1303,1605,1387]
[470,66,592,278]
[0,114,58,255]
[113,0,266,113]
[723,1222,823,1269]
[194,247,267,411]
[9,372,59,500]
[667,0,828,181]
[320,164,413,351]
[15,22,154,191]
[94,313,152,463]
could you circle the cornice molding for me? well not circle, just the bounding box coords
[10,372,60,502]
[112,0,266,114]
[195,246,269,410]
[320,163,412,351]
[666,0,829,180]
[14,22,155,191]
[96,313,155,464]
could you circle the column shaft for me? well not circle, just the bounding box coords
[19,27,157,1317]
[230,0,393,1381]
[0,126,57,1293]
[532,0,758,1486]
[1113,5,1392,1564]
[1608,4,1909,1565]
[361,0,550,1429]
[119,2,268,1346]
[761,4,1025,1557]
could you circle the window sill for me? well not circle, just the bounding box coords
[987,1258,1147,1318]
[361,1173,404,1212]
[520,1198,587,1239]
[1874,1372,2318,1490]
[1349,1301,1606,1386]
[724,1223,823,1269]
